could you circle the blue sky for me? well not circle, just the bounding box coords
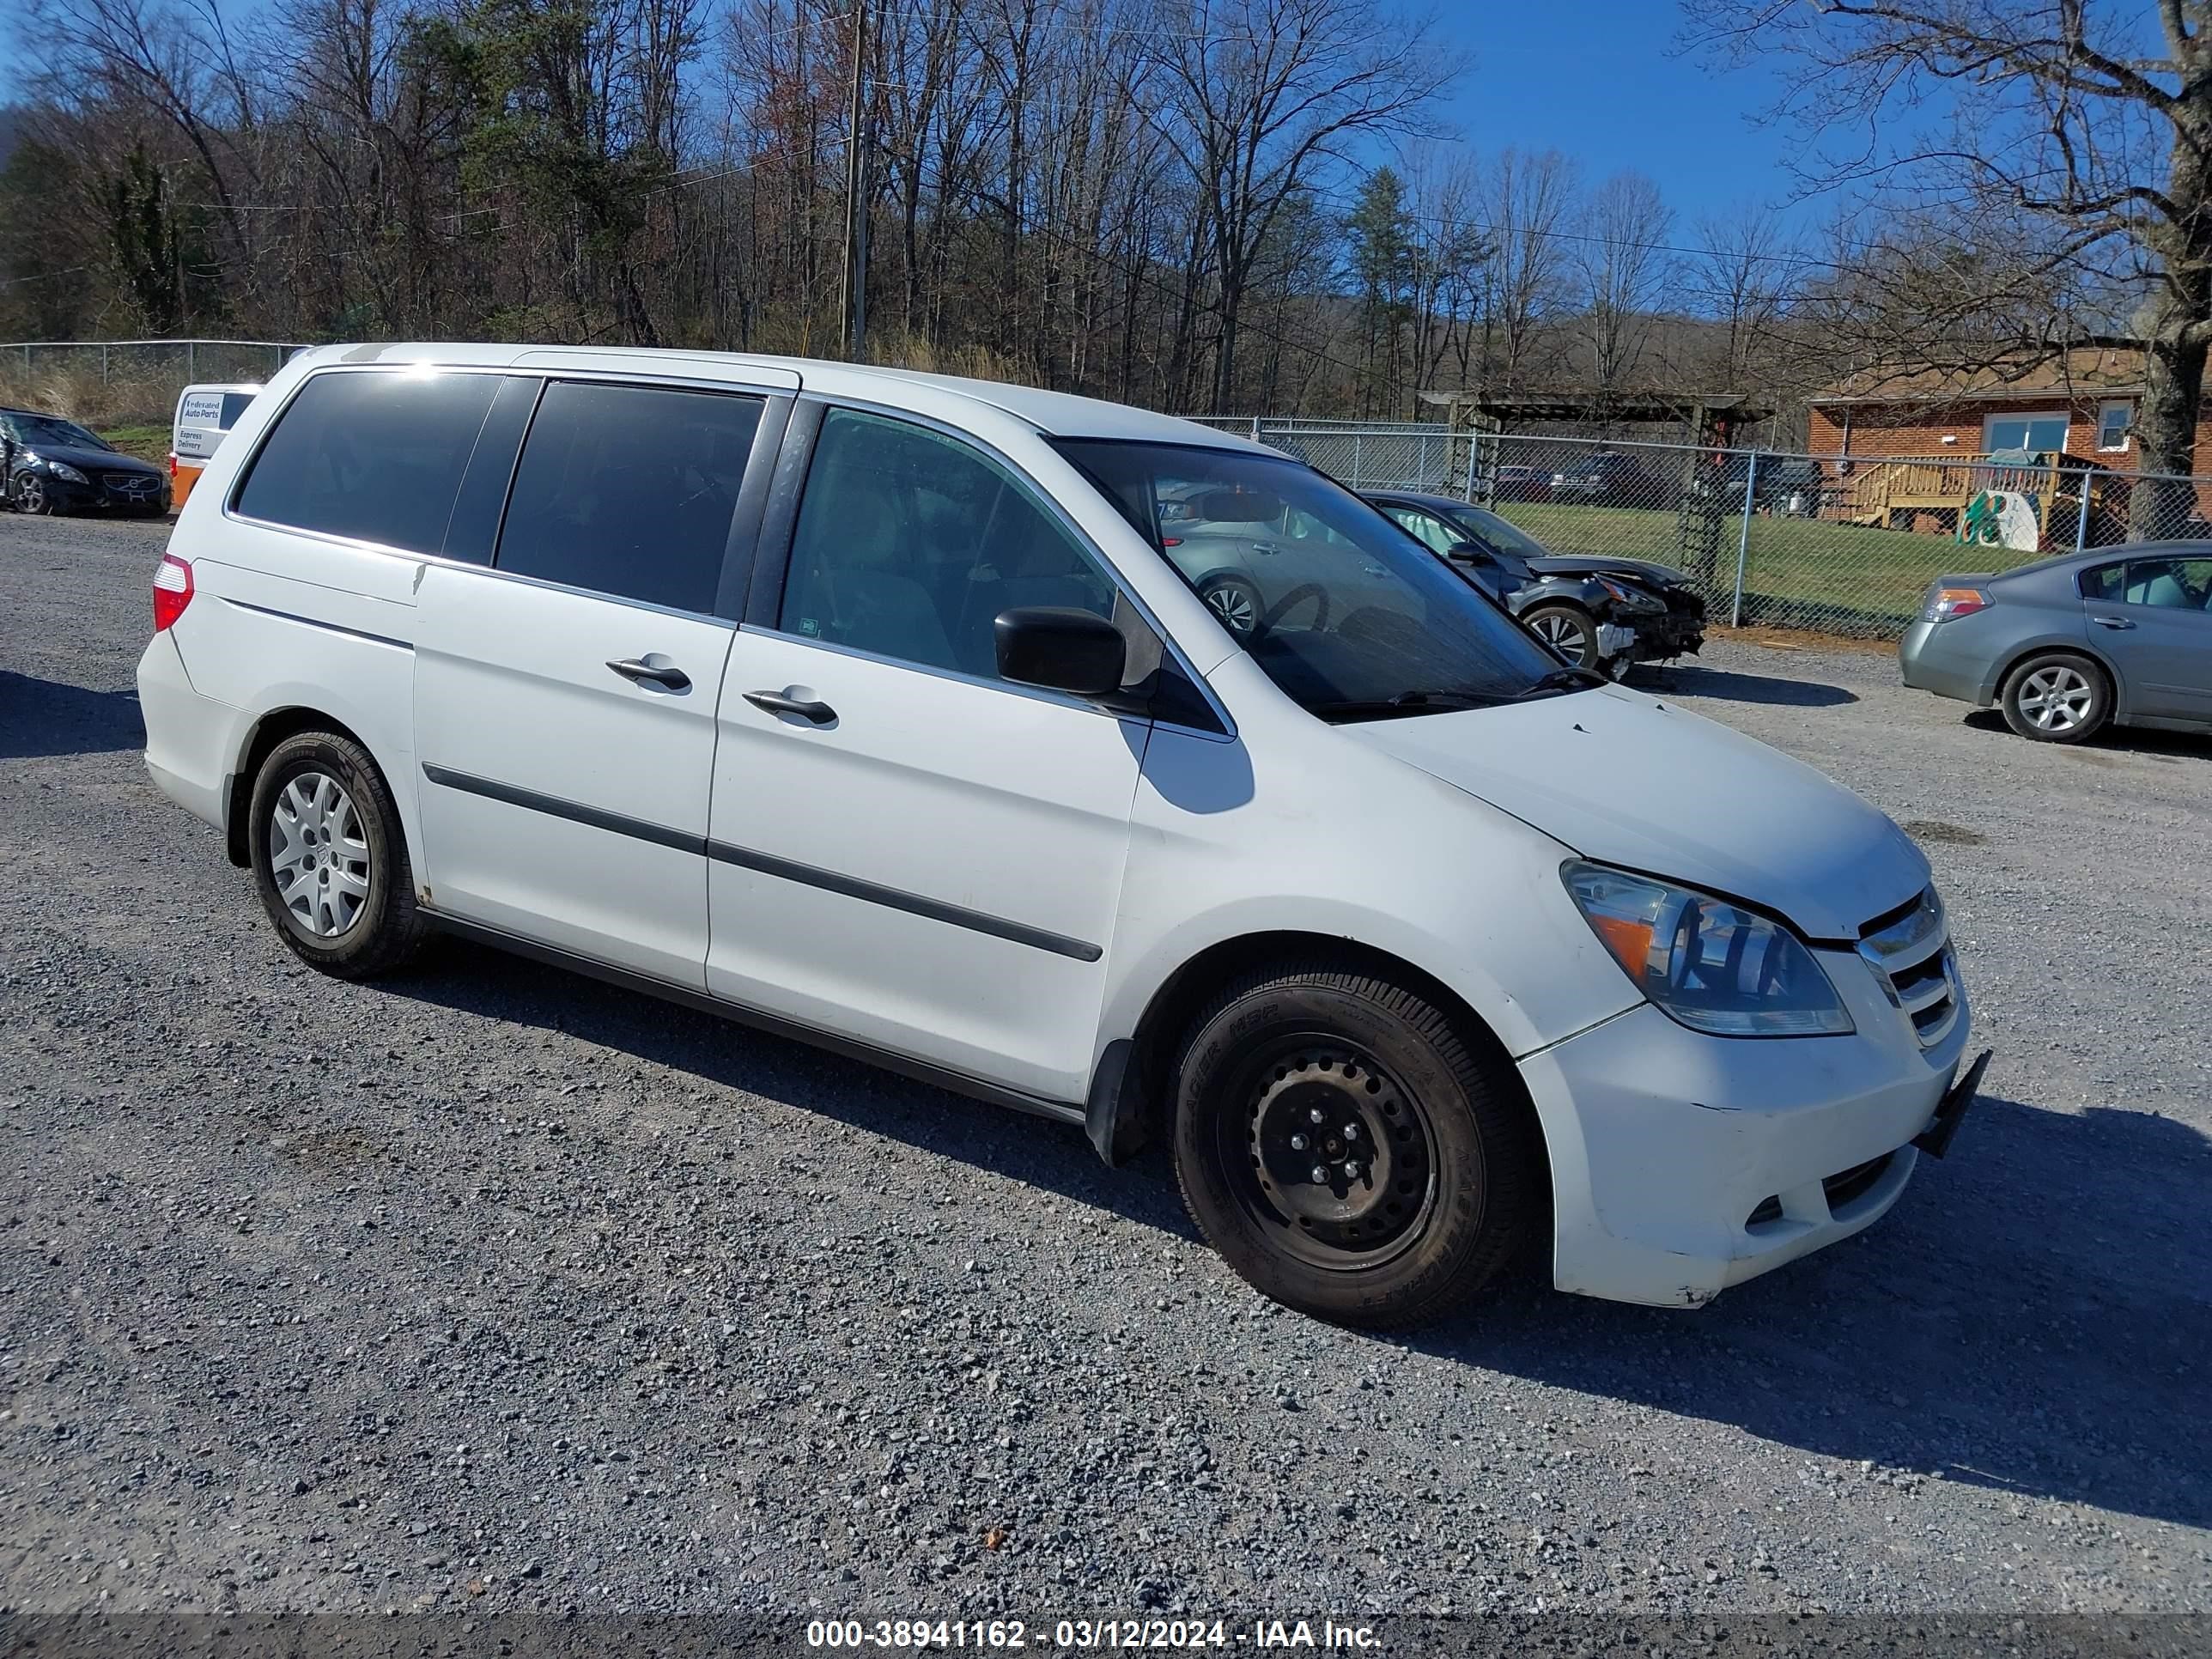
[1429,1,1811,230]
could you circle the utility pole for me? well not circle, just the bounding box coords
[839,0,870,362]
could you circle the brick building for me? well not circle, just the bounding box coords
[1805,347,2210,471]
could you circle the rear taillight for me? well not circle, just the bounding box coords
[167,452,178,480]
[1923,585,1990,623]
[153,553,194,632]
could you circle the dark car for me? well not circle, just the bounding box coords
[1491,463,1551,502]
[1717,452,1832,518]
[1899,543,2212,742]
[1548,450,1662,508]
[1,407,171,516]
[1365,489,1707,675]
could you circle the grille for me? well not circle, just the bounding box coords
[103,472,158,498]
[1856,886,1959,1050]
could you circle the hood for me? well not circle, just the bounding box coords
[1527,555,1691,588]
[19,442,153,475]
[1345,686,1929,941]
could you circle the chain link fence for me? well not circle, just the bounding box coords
[1188,416,2212,639]
[0,338,306,427]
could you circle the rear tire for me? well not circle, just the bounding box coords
[1170,960,1543,1329]
[1522,602,1599,668]
[248,730,428,977]
[1199,574,1263,637]
[2000,651,2111,744]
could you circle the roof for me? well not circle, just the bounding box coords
[287,343,1266,451]
[1418,389,1773,422]
[1809,346,2144,407]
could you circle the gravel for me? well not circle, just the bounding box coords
[3,512,2209,1620]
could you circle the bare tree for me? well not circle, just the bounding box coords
[1691,202,1794,388]
[1575,170,1674,397]
[1148,0,1459,410]
[1684,0,2212,519]
[1480,147,1576,391]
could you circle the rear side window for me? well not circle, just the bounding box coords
[234,370,503,556]
[218,392,254,430]
[495,380,763,615]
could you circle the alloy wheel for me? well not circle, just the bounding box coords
[268,771,373,938]
[1206,583,1258,634]
[1530,611,1591,663]
[2017,665,2094,733]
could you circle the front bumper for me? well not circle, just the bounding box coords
[1518,945,1972,1307]
[32,468,170,514]
[1614,608,1706,662]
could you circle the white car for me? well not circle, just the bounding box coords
[136,343,1985,1328]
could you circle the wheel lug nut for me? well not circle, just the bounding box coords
[1290,1133,1308,1151]
[1342,1123,1358,1139]
[1310,1164,1328,1184]
[1343,1162,1362,1180]
[1308,1107,1325,1123]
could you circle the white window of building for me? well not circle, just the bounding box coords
[1983,411,2070,453]
[2097,400,2132,452]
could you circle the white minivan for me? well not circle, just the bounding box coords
[136,343,1986,1328]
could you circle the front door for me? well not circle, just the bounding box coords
[414,377,772,988]
[706,405,1149,1103]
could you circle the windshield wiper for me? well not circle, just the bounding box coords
[1521,665,1609,698]
[1310,687,1515,722]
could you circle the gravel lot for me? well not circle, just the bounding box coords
[3,511,2209,1623]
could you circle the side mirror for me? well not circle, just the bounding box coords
[1445,539,1492,564]
[994,606,1126,697]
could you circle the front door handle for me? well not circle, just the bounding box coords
[2090,615,2137,630]
[607,657,691,690]
[744,689,838,725]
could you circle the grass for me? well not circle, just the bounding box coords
[96,424,169,464]
[1489,501,2039,635]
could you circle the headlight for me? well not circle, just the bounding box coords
[1562,861,1854,1037]
[49,461,89,484]
[1596,577,1663,610]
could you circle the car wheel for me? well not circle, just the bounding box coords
[1522,603,1600,668]
[1199,574,1263,637]
[2000,651,2111,744]
[248,730,428,977]
[1170,960,1543,1329]
[14,472,55,515]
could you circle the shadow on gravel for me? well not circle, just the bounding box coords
[1407,1092,2212,1532]
[1639,663,1857,708]
[1963,706,2212,761]
[389,939,1204,1242]
[0,671,144,758]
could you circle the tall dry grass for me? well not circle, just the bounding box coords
[0,362,178,428]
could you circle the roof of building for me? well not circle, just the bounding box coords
[1808,347,2145,407]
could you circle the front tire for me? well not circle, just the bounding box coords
[14,473,56,515]
[1522,602,1599,668]
[2001,651,2111,743]
[1170,961,1543,1329]
[1199,574,1263,637]
[248,730,428,977]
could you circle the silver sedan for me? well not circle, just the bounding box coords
[1899,543,2212,742]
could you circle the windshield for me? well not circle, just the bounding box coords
[1054,439,1566,720]
[1455,505,1550,562]
[9,414,109,452]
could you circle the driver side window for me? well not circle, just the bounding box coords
[779,407,1117,682]
[1384,507,1458,555]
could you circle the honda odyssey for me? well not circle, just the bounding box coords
[137,343,1986,1328]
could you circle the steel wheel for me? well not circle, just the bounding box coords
[1203,578,1260,635]
[1222,1040,1437,1273]
[267,770,372,939]
[2015,665,2094,733]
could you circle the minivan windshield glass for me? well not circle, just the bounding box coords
[1054,440,1564,720]
[9,414,110,452]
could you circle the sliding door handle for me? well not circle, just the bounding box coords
[744,689,838,725]
[608,657,692,690]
